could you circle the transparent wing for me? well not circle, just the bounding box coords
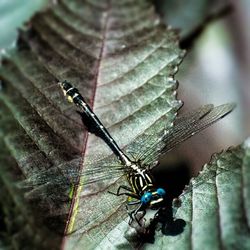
[20,103,235,193]
[135,103,235,167]
[20,155,129,190]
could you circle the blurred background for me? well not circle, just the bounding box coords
[0,0,249,183]
[154,0,249,177]
[0,0,48,51]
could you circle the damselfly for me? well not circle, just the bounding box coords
[45,80,234,225]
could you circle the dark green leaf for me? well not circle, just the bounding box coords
[0,0,184,249]
[143,140,250,249]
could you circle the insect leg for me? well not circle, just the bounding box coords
[126,203,136,224]
[127,200,141,206]
[134,205,146,226]
[137,209,146,224]
[126,203,145,226]
[108,185,140,199]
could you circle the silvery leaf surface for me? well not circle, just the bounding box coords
[0,0,184,249]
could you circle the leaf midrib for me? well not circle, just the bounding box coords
[63,0,112,239]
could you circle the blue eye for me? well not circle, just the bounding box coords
[141,192,152,204]
[157,188,166,197]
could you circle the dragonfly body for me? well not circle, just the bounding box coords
[107,162,166,224]
[60,81,131,166]
[58,80,235,226]
[59,80,166,224]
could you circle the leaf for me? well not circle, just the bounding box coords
[140,139,250,249]
[61,139,250,249]
[0,0,184,249]
[0,125,67,249]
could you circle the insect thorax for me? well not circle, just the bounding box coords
[127,165,155,196]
